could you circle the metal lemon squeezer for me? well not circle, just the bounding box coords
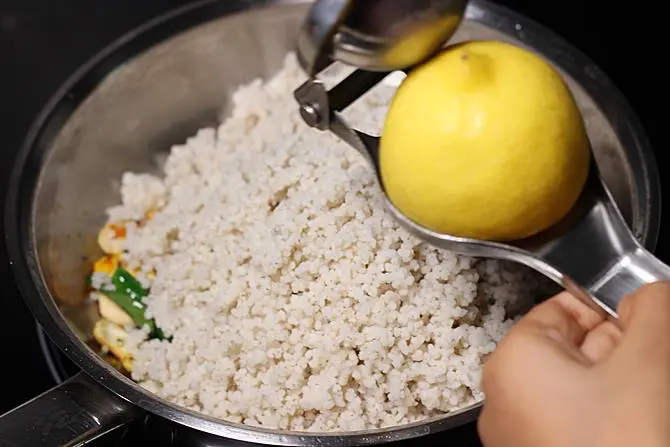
[292,0,670,318]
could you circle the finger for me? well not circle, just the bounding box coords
[483,291,601,383]
[579,320,622,363]
[617,281,670,353]
[516,291,606,347]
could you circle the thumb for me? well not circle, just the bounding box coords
[617,281,670,355]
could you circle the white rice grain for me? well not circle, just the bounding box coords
[112,53,547,432]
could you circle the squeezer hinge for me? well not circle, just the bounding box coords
[293,68,393,167]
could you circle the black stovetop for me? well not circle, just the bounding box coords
[0,1,665,445]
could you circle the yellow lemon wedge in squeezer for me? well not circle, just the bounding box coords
[379,40,591,242]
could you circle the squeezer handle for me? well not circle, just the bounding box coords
[571,246,670,316]
[542,175,670,318]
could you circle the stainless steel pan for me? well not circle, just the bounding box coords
[2,0,661,445]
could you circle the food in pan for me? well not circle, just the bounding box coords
[87,54,548,432]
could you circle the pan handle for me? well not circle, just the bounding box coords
[0,372,141,446]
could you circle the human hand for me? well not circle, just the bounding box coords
[478,282,670,447]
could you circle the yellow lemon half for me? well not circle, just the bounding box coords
[380,40,591,241]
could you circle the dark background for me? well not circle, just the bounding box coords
[0,0,665,424]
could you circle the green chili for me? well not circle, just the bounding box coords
[101,268,171,341]
[101,288,151,328]
[149,321,172,342]
[111,268,147,302]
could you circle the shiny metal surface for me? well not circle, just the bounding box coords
[296,0,469,73]
[295,0,351,75]
[2,0,661,445]
[0,373,139,447]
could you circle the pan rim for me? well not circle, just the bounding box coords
[5,0,661,444]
